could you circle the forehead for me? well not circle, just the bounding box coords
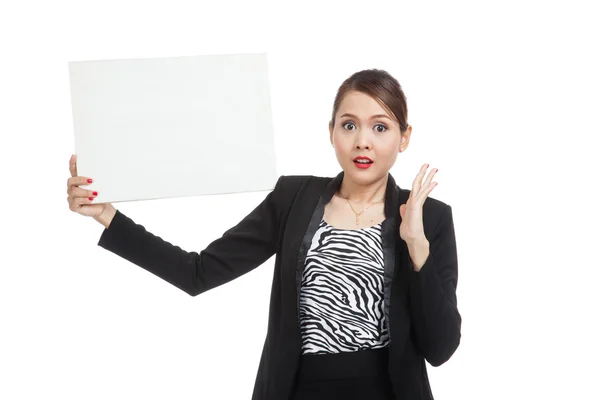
[337,91,392,119]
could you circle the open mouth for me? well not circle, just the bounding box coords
[353,157,373,168]
[353,156,373,163]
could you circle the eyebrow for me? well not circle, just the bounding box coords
[340,113,392,121]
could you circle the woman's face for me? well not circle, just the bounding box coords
[329,90,411,185]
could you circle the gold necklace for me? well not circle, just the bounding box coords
[338,193,385,226]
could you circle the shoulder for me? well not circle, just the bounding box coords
[400,186,450,209]
[278,174,314,186]
[272,175,331,210]
[277,174,331,192]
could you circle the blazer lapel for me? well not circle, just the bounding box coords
[293,172,344,326]
[381,172,402,342]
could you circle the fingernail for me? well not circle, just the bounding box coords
[93,192,98,196]
[89,197,94,201]
[87,179,93,183]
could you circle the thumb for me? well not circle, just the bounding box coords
[399,203,406,218]
[69,154,78,177]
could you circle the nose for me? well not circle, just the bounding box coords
[355,128,371,150]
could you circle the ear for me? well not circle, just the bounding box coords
[329,121,334,146]
[399,124,412,152]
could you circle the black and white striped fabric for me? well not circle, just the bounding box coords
[299,218,391,355]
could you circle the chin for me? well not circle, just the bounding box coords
[348,162,391,181]
[344,166,377,181]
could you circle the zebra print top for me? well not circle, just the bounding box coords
[299,218,391,355]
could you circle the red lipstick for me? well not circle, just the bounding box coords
[353,156,373,169]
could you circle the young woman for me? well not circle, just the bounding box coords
[66,69,461,400]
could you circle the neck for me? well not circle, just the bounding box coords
[337,174,388,204]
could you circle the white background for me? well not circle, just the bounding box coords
[1,0,599,399]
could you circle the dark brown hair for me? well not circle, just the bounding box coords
[330,68,409,133]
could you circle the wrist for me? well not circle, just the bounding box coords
[405,235,429,247]
[406,237,430,271]
[94,204,117,229]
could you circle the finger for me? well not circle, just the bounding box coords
[67,186,98,199]
[417,168,438,202]
[69,195,96,211]
[423,167,437,186]
[67,176,93,190]
[69,154,78,177]
[411,163,430,198]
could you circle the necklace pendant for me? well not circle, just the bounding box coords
[356,215,359,225]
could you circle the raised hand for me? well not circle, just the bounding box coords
[399,163,438,243]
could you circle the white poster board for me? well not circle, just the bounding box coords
[68,52,277,203]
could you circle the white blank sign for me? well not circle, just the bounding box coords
[68,52,278,203]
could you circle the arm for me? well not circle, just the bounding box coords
[407,205,461,367]
[97,175,285,296]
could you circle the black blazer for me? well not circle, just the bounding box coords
[98,170,461,400]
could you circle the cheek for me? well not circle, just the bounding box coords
[379,138,401,155]
[333,136,351,152]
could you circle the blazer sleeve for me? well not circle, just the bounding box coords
[97,175,285,296]
[407,204,461,367]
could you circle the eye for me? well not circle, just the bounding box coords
[375,124,388,133]
[342,121,356,130]
[342,121,388,132]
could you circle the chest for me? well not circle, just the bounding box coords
[323,196,387,230]
[280,183,409,340]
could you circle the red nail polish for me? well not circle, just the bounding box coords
[87,179,93,183]
[93,192,98,196]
